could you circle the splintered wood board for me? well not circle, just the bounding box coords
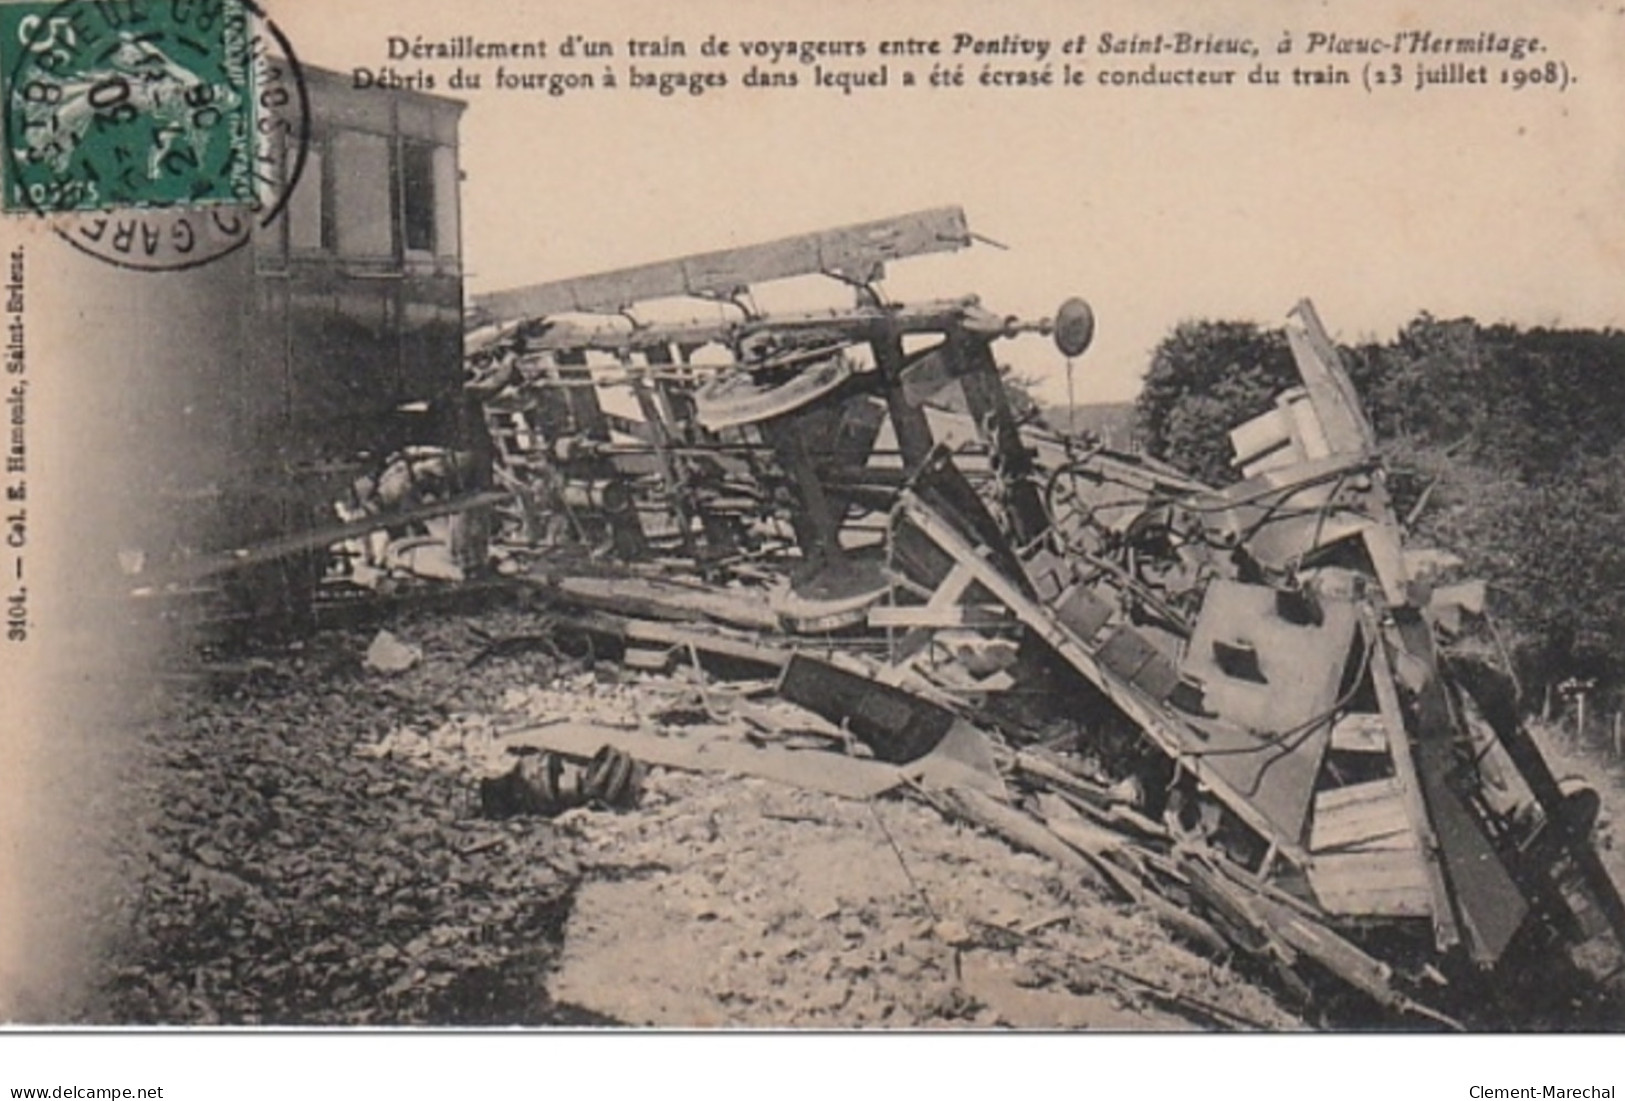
[1307,850,1432,917]
[1329,712,1389,754]
[1310,778,1415,851]
[1308,779,1430,915]
[499,721,903,801]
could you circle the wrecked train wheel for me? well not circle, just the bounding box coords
[692,352,853,431]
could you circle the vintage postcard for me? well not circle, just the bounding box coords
[1,0,1624,1088]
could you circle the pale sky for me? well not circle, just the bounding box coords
[274,0,1625,403]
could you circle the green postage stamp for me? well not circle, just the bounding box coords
[0,0,257,213]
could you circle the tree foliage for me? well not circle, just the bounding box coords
[1137,321,1296,485]
[1500,451,1625,682]
[1134,313,1625,698]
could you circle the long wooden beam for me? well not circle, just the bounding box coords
[130,490,511,590]
[1361,610,1461,953]
[896,489,1310,865]
[514,296,989,355]
[474,207,973,323]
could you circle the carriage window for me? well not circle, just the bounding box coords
[401,140,436,254]
[433,145,459,261]
[253,131,287,264]
[331,130,393,258]
[287,143,325,252]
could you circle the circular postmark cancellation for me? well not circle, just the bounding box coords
[0,0,310,271]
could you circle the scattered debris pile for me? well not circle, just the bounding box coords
[351,650,1296,1028]
[457,208,1625,1026]
[550,769,1297,1029]
[118,209,1625,1028]
[354,639,1466,1027]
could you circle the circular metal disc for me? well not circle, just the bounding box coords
[693,354,853,430]
[1054,297,1097,358]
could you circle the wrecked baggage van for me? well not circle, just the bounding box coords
[465,207,1068,631]
[107,68,485,631]
[461,209,1623,1023]
[891,300,1625,1018]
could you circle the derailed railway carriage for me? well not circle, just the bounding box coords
[78,65,479,628]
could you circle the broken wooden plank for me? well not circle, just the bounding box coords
[728,698,848,742]
[1329,712,1389,754]
[897,491,1309,865]
[475,207,973,322]
[1187,845,1433,1013]
[513,297,987,356]
[557,609,793,671]
[622,645,675,672]
[1285,299,1379,457]
[1309,779,1414,853]
[1362,611,1460,953]
[1311,824,1415,855]
[544,574,782,631]
[499,721,902,801]
[1236,870,1461,1030]
[922,783,1111,894]
[132,490,510,590]
[1034,793,1151,904]
[1028,948,1270,1031]
[868,555,990,633]
[626,618,789,668]
[1308,850,1433,917]
[866,604,1014,629]
[1012,749,1130,810]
